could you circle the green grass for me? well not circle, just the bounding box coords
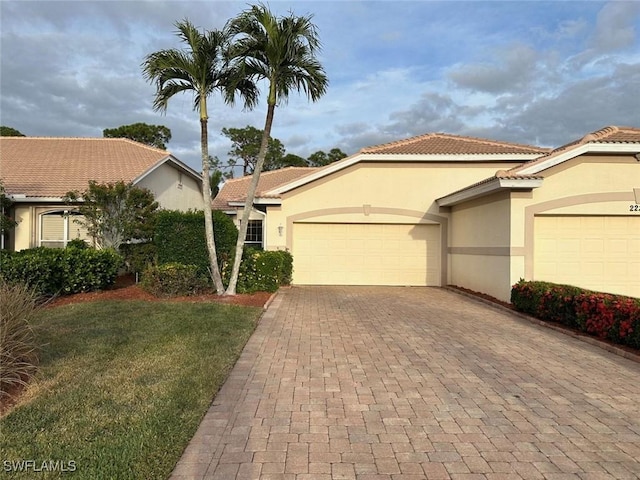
[0,300,262,479]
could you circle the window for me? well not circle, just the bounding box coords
[40,210,90,248]
[244,220,263,249]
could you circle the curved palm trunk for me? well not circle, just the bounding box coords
[200,101,225,295]
[225,103,276,295]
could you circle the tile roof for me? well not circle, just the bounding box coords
[508,125,640,175]
[360,132,548,155]
[0,137,171,198]
[213,167,318,209]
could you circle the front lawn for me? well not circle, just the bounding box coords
[0,300,262,479]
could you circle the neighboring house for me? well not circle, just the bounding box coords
[215,126,640,302]
[0,137,203,251]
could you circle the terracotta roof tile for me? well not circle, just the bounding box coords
[509,125,640,174]
[360,132,548,155]
[0,137,170,198]
[213,167,318,209]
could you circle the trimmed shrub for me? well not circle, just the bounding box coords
[0,279,39,399]
[120,242,158,275]
[575,293,640,348]
[231,248,293,294]
[141,263,206,297]
[511,280,640,351]
[154,210,238,279]
[0,247,122,296]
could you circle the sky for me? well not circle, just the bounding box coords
[1,0,639,173]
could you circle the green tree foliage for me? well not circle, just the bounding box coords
[103,122,172,149]
[64,181,159,251]
[0,126,25,137]
[307,147,347,166]
[222,125,285,174]
[142,19,258,294]
[225,4,328,294]
[0,180,17,233]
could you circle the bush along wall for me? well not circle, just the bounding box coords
[0,246,122,296]
[224,248,293,294]
[511,280,640,350]
[153,210,238,278]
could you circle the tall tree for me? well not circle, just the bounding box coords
[222,125,285,175]
[142,19,257,294]
[307,147,347,166]
[225,4,328,295]
[0,126,25,137]
[103,122,172,149]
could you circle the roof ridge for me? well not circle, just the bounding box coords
[0,136,170,154]
[360,131,547,154]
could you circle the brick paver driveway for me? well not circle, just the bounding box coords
[172,286,640,480]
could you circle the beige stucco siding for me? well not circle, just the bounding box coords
[449,192,514,300]
[269,161,520,287]
[137,163,203,211]
[267,162,520,250]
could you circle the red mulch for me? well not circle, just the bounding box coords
[47,275,273,309]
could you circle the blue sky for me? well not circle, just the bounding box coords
[1,1,639,173]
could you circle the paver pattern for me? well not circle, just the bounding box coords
[171,286,640,480]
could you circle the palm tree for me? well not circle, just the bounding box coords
[142,19,257,294]
[224,4,328,295]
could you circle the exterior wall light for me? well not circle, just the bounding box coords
[278,224,284,237]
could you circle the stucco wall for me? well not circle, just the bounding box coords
[137,163,203,212]
[265,161,521,251]
[449,154,639,301]
[449,191,514,300]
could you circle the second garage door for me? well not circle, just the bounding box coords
[534,215,640,298]
[292,223,440,286]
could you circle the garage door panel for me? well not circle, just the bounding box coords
[534,216,640,298]
[293,223,440,286]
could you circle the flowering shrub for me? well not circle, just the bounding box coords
[511,280,640,350]
[575,293,640,348]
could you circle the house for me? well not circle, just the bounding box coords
[0,137,203,250]
[214,126,640,302]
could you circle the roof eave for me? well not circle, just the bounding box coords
[266,152,543,196]
[517,143,640,175]
[228,197,282,207]
[8,195,66,203]
[437,178,543,207]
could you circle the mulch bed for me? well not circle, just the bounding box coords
[47,275,273,309]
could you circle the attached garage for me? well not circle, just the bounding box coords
[534,215,640,298]
[292,223,441,286]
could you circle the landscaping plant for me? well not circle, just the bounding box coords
[511,279,640,350]
[0,279,39,400]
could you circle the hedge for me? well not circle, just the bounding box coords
[511,280,640,350]
[153,210,237,278]
[0,246,122,296]
[224,248,293,294]
[141,263,207,297]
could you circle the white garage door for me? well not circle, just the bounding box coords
[292,223,440,286]
[534,216,640,297]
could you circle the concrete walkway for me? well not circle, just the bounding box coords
[170,286,640,480]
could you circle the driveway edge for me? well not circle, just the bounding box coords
[444,286,640,364]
